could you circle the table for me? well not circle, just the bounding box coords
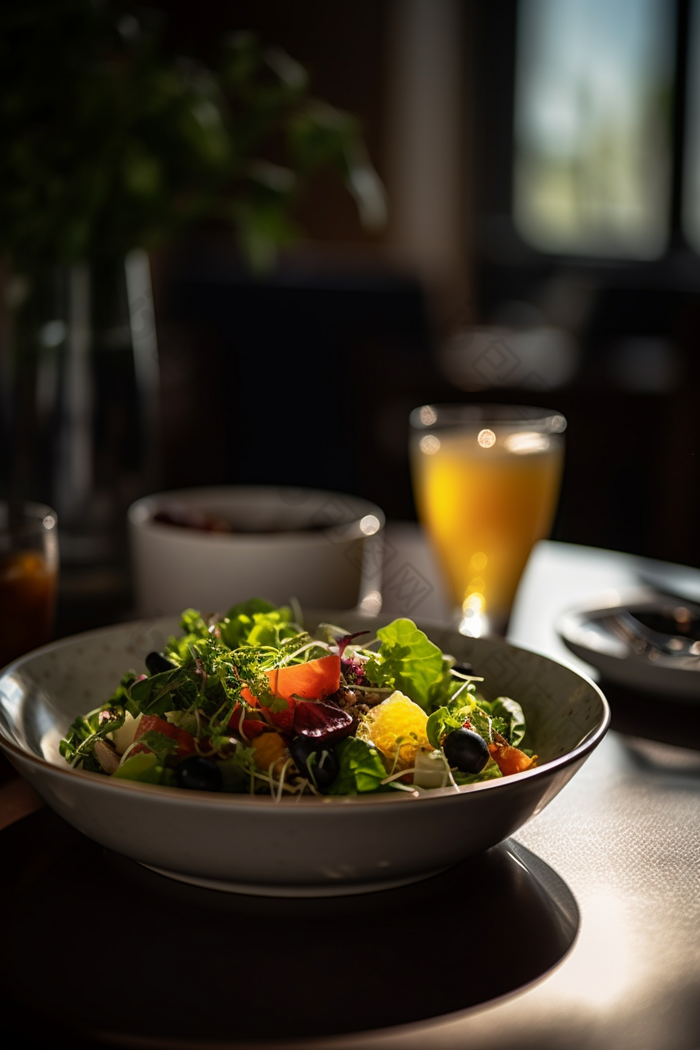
[2,532,700,1049]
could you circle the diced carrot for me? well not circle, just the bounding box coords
[230,655,341,740]
[251,732,288,773]
[488,741,537,776]
[228,699,294,736]
[241,654,341,705]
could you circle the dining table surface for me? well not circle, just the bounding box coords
[2,524,700,1050]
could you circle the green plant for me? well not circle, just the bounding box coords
[0,0,385,275]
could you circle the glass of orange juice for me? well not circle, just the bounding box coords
[409,404,566,637]
[0,502,59,668]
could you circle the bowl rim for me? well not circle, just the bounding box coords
[127,485,386,546]
[0,616,610,809]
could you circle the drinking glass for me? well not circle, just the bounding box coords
[0,502,59,667]
[409,404,566,637]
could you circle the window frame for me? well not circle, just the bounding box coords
[470,0,700,317]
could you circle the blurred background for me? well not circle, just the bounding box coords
[2,0,700,628]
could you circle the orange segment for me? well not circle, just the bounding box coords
[367,691,430,771]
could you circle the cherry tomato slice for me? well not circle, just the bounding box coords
[132,714,196,758]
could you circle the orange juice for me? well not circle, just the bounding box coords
[0,502,59,667]
[411,424,564,630]
[0,551,58,666]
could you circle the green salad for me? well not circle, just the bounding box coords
[60,599,537,798]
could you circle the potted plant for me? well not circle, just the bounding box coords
[0,0,384,595]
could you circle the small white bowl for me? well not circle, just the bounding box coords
[0,612,609,897]
[128,486,385,615]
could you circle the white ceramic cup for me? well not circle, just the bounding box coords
[128,486,385,616]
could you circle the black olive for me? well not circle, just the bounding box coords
[443,728,490,774]
[289,735,339,790]
[175,756,223,792]
[451,661,475,677]
[146,651,176,675]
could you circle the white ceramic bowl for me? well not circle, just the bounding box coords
[128,486,385,615]
[0,612,609,897]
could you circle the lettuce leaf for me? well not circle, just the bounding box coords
[364,619,444,709]
[166,609,211,663]
[219,599,297,649]
[326,736,391,795]
[426,689,477,748]
[217,745,259,792]
[59,704,126,771]
[427,693,527,752]
[165,601,298,658]
[112,752,175,785]
[130,666,190,715]
[452,764,503,786]
[480,696,526,747]
[133,729,179,762]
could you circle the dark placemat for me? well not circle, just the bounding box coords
[0,807,579,1048]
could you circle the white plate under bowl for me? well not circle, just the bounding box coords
[557,586,700,700]
[0,611,609,896]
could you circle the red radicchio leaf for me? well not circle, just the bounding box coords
[341,656,367,685]
[336,631,370,657]
[293,700,354,742]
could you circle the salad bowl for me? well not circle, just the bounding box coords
[0,612,609,896]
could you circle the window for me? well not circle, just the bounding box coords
[514,0,675,259]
